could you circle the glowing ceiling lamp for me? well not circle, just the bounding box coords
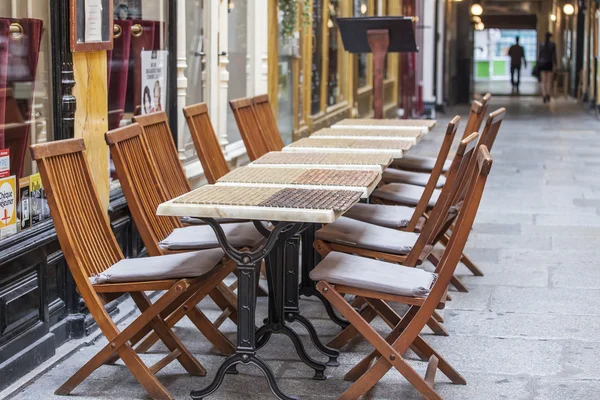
[563,3,574,15]
[471,1,483,16]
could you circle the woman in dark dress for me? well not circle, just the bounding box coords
[538,32,557,103]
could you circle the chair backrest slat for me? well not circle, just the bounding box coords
[183,103,231,183]
[403,130,479,266]
[133,111,191,198]
[452,107,505,207]
[106,124,181,256]
[230,97,270,161]
[461,100,483,140]
[30,139,123,282]
[406,116,460,231]
[252,94,285,151]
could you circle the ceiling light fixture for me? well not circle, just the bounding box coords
[471,1,483,16]
[563,3,574,15]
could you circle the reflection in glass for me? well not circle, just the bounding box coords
[107,0,169,183]
[327,0,341,106]
[277,26,299,145]
[311,0,322,115]
[226,0,248,144]
[0,1,53,237]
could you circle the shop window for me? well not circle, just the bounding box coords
[226,0,248,145]
[0,1,53,240]
[354,0,369,88]
[327,0,342,106]
[108,0,170,183]
[277,26,300,145]
[311,0,323,115]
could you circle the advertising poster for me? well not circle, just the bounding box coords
[19,177,30,230]
[0,175,17,238]
[0,149,9,178]
[140,50,168,115]
[30,173,45,226]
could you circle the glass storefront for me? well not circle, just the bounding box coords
[108,0,170,182]
[0,1,53,240]
[327,0,341,106]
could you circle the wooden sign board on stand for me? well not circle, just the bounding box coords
[337,17,418,119]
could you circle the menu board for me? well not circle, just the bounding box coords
[0,175,16,238]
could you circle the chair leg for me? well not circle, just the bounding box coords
[344,306,419,382]
[136,264,237,354]
[426,316,449,336]
[460,252,485,276]
[57,281,190,398]
[429,252,469,293]
[440,234,484,276]
[412,336,466,385]
[130,292,206,376]
[327,301,378,349]
[317,282,442,400]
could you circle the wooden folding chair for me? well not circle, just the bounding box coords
[311,145,494,399]
[183,103,231,184]
[252,94,285,152]
[106,123,243,356]
[31,139,233,400]
[229,97,271,160]
[133,111,243,299]
[346,116,460,233]
[389,100,485,175]
[315,130,480,346]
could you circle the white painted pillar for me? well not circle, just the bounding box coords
[204,0,226,150]
[247,0,269,96]
[217,0,230,152]
[422,0,436,106]
[176,0,189,161]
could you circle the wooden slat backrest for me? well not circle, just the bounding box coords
[106,123,181,256]
[30,139,123,298]
[397,145,493,354]
[183,103,231,183]
[252,94,285,151]
[461,100,483,140]
[229,97,270,161]
[406,116,460,231]
[403,130,479,266]
[133,111,191,198]
[451,107,505,208]
[477,93,492,129]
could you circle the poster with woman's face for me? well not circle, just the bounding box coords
[114,0,142,20]
[141,50,167,115]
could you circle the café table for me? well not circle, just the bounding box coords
[248,151,393,173]
[157,185,364,400]
[333,117,437,132]
[310,127,424,145]
[282,137,410,159]
[215,166,381,199]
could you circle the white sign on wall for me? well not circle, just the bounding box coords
[141,50,168,115]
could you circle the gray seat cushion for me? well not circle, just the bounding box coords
[316,216,419,255]
[160,222,264,251]
[372,183,440,207]
[382,168,445,188]
[310,251,436,297]
[90,248,225,284]
[344,203,414,229]
[391,154,451,173]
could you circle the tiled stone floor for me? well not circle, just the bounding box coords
[6,97,600,399]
